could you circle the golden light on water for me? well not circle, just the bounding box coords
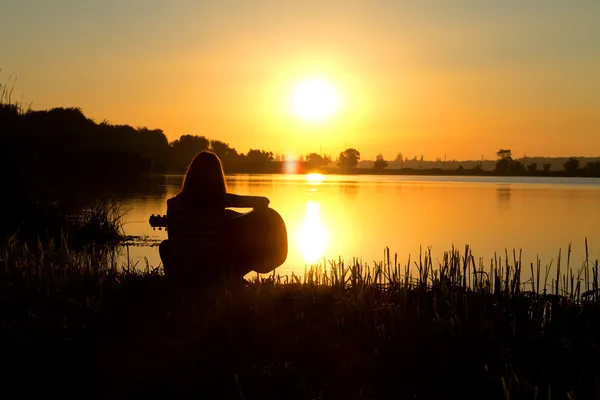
[305,173,326,184]
[297,201,330,264]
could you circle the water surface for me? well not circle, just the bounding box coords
[120,174,600,279]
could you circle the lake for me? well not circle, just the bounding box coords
[119,174,600,282]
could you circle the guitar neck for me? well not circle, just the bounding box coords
[149,214,168,229]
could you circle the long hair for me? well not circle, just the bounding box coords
[181,151,227,199]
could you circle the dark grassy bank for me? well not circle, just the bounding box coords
[2,241,600,399]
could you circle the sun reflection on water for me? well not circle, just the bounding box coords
[305,173,325,184]
[297,200,329,264]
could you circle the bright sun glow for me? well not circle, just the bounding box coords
[305,173,326,184]
[290,78,341,122]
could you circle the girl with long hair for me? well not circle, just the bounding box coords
[159,151,287,284]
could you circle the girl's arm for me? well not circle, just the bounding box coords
[224,193,270,209]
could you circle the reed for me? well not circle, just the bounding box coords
[1,238,599,398]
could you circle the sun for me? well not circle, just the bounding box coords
[289,77,341,122]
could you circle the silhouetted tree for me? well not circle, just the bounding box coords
[337,148,360,170]
[306,153,328,169]
[542,163,551,172]
[210,140,239,171]
[373,153,388,172]
[395,152,404,168]
[0,103,178,237]
[494,149,524,175]
[513,161,525,174]
[495,149,513,174]
[585,161,600,177]
[246,149,273,163]
[563,157,579,174]
[170,134,209,171]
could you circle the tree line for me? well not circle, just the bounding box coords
[310,148,600,177]
[2,104,599,203]
[0,103,284,238]
[0,105,280,185]
[492,149,600,177]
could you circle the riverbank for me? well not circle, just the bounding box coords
[2,242,600,398]
[319,167,600,178]
[165,163,600,178]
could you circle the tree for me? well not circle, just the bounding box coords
[337,148,360,170]
[170,134,210,171]
[210,140,239,170]
[494,148,524,175]
[394,153,404,168]
[542,163,551,172]
[494,149,513,174]
[373,153,388,172]
[306,153,328,169]
[585,161,600,177]
[496,149,512,159]
[512,160,525,174]
[210,140,233,159]
[246,149,273,164]
[563,157,579,174]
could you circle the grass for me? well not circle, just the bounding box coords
[1,238,600,399]
[1,197,126,251]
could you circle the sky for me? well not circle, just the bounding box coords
[1,0,599,160]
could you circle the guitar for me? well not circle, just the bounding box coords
[149,214,168,230]
[148,208,288,273]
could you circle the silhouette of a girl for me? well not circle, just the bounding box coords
[159,151,286,284]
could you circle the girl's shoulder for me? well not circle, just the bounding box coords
[167,193,225,211]
[167,193,187,209]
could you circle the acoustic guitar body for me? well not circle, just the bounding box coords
[150,207,288,274]
[224,207,288,274]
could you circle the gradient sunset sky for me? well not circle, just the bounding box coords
[2,0,599,160]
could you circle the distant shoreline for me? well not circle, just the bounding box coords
[309,167,600,178]
[158,167,600,179]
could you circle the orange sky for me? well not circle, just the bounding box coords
[2,1,599,160]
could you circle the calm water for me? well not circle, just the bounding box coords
[120,174,600,279]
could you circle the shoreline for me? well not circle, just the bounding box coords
[154,168,600,179]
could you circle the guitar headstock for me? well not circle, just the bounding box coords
[149,214,168,230]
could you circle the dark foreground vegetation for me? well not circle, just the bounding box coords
[2,237,600,399]
[3,76,600,398]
